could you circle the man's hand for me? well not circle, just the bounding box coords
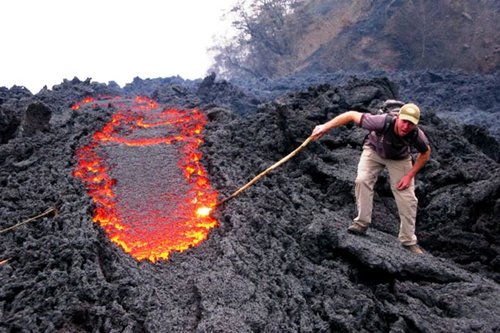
[397,146,431,191]
[396,174,413,190]
[311,124,327,140]
[311,111,363,140]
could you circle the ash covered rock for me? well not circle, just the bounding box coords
[462,124,500,162]
[36,77,122,114]
[123,74,262,115]
[231,70,500,141]
[204,76,500,282]
[395,70,500,139]
[0,86,35,143]
[0,85,32,102]
[0,74,499,332]
[21,102,52,136]
[123,76,196,96]
[201,77,500,331]
[196,73,261,115]
[0,106,20,144]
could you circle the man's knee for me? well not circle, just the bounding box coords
[355,174,376,188]
[394,190,418,210]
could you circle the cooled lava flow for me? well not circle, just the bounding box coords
[73,96,218,262]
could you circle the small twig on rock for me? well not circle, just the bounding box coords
[0,259,10,265]
[0,207,58,234]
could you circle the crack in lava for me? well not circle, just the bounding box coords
[73,96,218,262]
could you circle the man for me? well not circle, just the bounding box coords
[311,103,431,254]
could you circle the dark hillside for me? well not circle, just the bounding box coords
[0,74,499,331]
[301,0,499,73]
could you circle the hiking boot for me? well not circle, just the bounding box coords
[403,244,424,254]
[347,223,367,235]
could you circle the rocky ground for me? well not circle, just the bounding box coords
[0,72,499,332]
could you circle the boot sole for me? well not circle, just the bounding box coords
[347,228,367,236]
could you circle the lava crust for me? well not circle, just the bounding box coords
[0,74,499,332]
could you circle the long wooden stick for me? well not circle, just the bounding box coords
[217,136,314,206]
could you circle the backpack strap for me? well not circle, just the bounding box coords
[410,128,419,142]
[362,113,418,151]
[382,114,395,134]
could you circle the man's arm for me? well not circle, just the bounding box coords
[311,111,363,140]
[396,145,432,190]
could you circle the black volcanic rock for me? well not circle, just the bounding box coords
[0,86,32,102]
[21,102,52,137]
[196,73,261,115]
[0,74,499,332]
[0,106,20,144]
[229,70,500,141]
[123,76,197,96]
[34,77,122,115]
[463,124,500,162]
[200,76,500,331]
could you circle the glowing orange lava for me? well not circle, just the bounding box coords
[73,96,218,262]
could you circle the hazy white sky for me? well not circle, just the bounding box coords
[0,0,237,93]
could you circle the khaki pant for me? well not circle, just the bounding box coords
[354,146,418,246]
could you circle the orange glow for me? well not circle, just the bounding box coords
[71,96,95,110]
[196,207,212,217]
[73,96,218,262]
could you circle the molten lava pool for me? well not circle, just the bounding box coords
[73,96,218,262]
